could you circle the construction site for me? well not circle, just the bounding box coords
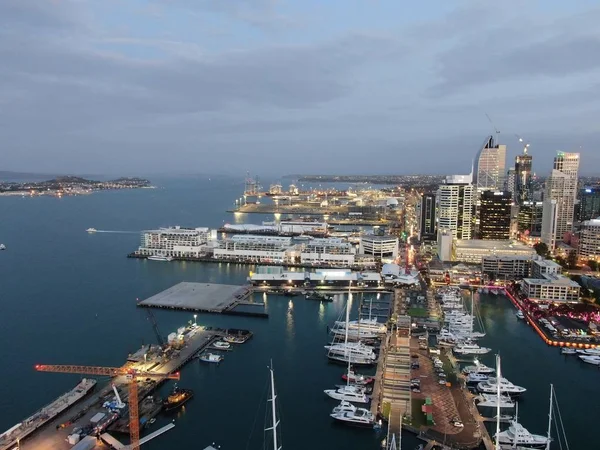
[0,309,246,450]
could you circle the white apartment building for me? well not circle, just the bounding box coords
[359,235,399,260]
[300,238,356,266]
[213,235,295,263]
[531,258,562,278]
[578,218,600,261]
[522,275,580,303]
[453,239,536,264]
[541,152,580,251]
[138,226,216,257]
[481,255,531,279]
[437,175,475,240]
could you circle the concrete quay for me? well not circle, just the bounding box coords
[8,326,225,450]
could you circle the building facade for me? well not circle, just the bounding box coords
[578,218,600,261]
[359,235,399,260]
[577,186,600,222]
[479,191,512,240]
[138,226,215,257]
[437,175,475,240]
[514,151,533,204]
[300,238,356,266]
[541,153,580,251]
[522,275,580,303]
[473,136,507,192]
[453,239,536,264]
[482,255,531,280]
[418,192,437,241]
[518,201,543,237]
[213,235,295,263]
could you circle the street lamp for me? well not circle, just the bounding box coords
[193,314,197,326]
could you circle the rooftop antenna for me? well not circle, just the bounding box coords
[485,113,500,146]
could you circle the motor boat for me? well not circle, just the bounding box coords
[578,355,600,365]
[560,347,576,355]
[330,408,375,427]
[0,244,5,251]
[213,341,231,350]
[466,373,489,383]
[342,370,374,385]
[462,360,495,375]
[325,342,376,359]
[86,228,97,233]
[576,348,600,356]
[453,343,491,355]
[494,421,549,448]
[475,393,515,409]
[199,353,223,363]
[324,385,369,404]
[332,400,356,415]
[478,377,526,396]
[147,255,173,262]
[515,310,525,319]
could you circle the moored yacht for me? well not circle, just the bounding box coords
[466,373,489,383]
[475,393,515,409]
[147,255,173,262]
[462,359,495,375]
[342,370,374,385]
[478,377,526,396]
[515,310,525,319]
[330,407,375,427]
[578,354,600,365]
[325,342,376,359]
[324,384,369,404]
[495,421,549,449]
[86,228,97,233]
[453,343,491,355]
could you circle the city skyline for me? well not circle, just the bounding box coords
[2,1,600,175]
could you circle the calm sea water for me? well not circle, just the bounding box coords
[0,176,592,449]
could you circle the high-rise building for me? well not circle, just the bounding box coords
[578,186,600,222]
[479,191,512,240]
[518,201,543,236]
[473,135,507,192]
[541,152,580,251]
[437,174,475,240]
[514,150,533,204]
[578,218,600,262]
[418,192,436,241]
[505,168,516,199]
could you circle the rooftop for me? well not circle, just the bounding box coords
[361,235,398,242]
[533,259,562,269]
[455,239,534,252]
[523,274,580,287]
[582,218,600,227]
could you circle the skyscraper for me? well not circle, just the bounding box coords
[473,135,507,192]
[514,149,533,204]
[437,174,475,240]
[541,152,580,251]
[578,186,600,222]
[479,191,512,240]
[505,168,516,199]
[418,192,437,241]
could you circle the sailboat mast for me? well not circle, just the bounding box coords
[268,362,281,450]
[495,354,501,450]
[345,282,351,384]
[545,384,553,450]
[470,290,474,337]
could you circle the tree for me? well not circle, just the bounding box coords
[588,260,599,272]
[533,242,550,258]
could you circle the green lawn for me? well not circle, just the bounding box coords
[408,307,429,318]
[410,398,428,428]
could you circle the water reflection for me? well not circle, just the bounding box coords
[318,302,325,324]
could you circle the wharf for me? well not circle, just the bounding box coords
[9,327,226,450]
[137,282,267,318]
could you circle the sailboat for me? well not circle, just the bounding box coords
[265,361,282,450]
[325,285,370,404]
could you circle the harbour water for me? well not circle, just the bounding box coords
[0,176,594,449]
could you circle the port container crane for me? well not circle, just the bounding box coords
[35,364,179,450]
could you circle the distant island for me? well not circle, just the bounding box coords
[0,176,152,197]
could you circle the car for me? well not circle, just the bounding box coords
[451,420,464,428]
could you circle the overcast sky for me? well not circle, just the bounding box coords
[2,1,599,176]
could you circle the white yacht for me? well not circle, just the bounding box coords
[330,408,375,427]
[213,341,231,350]
[86,228,97,233]
[324,385,369,404]
[560,347,576,355]
[515,310,525,319]
[462,359,495,375]
[331,327,380,340]
[147,255,173,262]
[475,393,515,409]
[0,244,5,251]
[466,373,489,383]
[576,348,600,356]
[578,355,600,365]
[495,421,549,448]
[478,377,526,396]
[325,342,376,359]
[332,400,356,415]
[334,318,386,334]
[453,343,491,355]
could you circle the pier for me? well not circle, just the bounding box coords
[2,325,227,450]
[137,282,267,317]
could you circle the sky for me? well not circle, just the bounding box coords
[1,0,600,176]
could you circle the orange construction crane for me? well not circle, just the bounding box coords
[35,364,180,450]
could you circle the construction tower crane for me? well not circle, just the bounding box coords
[35,364,180,450]
[145,309,165,348]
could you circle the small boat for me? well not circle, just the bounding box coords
[515,310,525,319]
[495,421,549,448]
[477,377,527,396]
[466,373,489,383]
[324,385,369,404]
[149,418,156,424]
[147,255,173,262]
[578,355,600,365]
[199,353,223,364]
[560,347,576,355]
[462,359,495,375]
[306,292,333,302]
[213,341,231,350]
[330,408,375,427]
[163,385,194,411]
[475,393,515,409]
[332,400,356,415]
[223,334,248,344]
[342,370,374,385]
[0,244,5,251]
[86,228,97,233]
